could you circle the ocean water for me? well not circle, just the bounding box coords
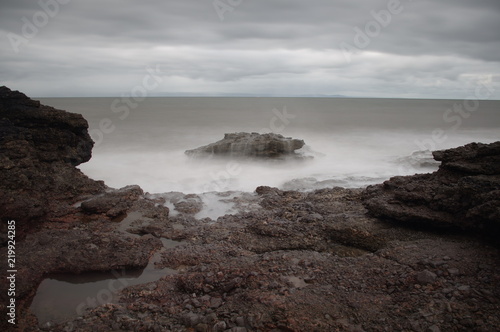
[40,97,500,194]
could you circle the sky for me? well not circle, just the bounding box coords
[1,0,499,99]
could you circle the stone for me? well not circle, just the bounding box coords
[183,312,201,327]
[229,327,247,332]
[210,297,223,308]
[213,321,227,331]
[174,194,204,214]
[80,185,144,216]
[0,86,105,231]
[195,323,209,332]
[427,325,441,332]
[185,132,305,158]
[0,86,93,165]
[416,270,437,285]
[363,141,500,234]
[235,316,246,327]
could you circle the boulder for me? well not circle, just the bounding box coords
[185,132,305,158]
[80,185,144,218]
[363,141,500,233]
[0,86,105,232]
[0,86,93,165]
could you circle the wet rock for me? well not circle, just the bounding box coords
[174,194,204,214]
[81,185,144,217]
[185,132,305,158]
[10,228,162,299]
[363,141,500,234]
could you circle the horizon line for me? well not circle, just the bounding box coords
[33,94,500,101]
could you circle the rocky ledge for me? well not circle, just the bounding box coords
[0,87,499,332]
[0,86,106,235]
[185,132,305,158]
[363,141,500,233]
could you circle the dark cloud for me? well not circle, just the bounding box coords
[0,0,498,98]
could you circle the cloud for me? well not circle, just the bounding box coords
[0,0,499,98]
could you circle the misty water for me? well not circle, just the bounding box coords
[40,97,500,194]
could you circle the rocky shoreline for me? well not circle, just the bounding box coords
[1,87,499,332]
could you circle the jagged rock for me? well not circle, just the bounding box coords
[173,194,203,214]
[0,86,93,165]
[396,150,440,169]
[80,185,144,217]
[185,132,305,158]
[0,86,105,232]
[416,270,437,285]
[433,141,500,175]
[363,141,500,233]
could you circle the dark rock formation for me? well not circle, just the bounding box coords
[0,86,105,233]
[35,185,500,332]
[363,141,500,233]
[80,185,144,218]
[185,132,305,158]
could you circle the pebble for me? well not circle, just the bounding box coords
[427,325,441,332]
[230,327,247,332]
[183,312,200,327]
[310,213,324,221]
[213,321,227,331]
[458,285,470,292]
[210,297,223,308]
[195,323,209,332]
[416,270,437,285]
[236,316,246,327]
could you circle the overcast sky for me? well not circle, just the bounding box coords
[1,0,499,98]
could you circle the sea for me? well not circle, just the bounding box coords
[40,97,500,194]
[31,97,500,326]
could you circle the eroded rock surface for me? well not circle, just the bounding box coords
[30,186,500,332]
[0,86,105,233]
[363,141,500,233]
[185,132,305,158]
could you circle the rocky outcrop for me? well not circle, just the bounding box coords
[363,141,500,233]
[0,86,105,233]
[32,185,500,332]
[80,185,144,218]
[185,132,305,158]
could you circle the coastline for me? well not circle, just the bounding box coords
[1,87,499,331]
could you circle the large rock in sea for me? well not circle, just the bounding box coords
[0,86,105,231]
[363,141,500,233]
[186,132,306,158]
